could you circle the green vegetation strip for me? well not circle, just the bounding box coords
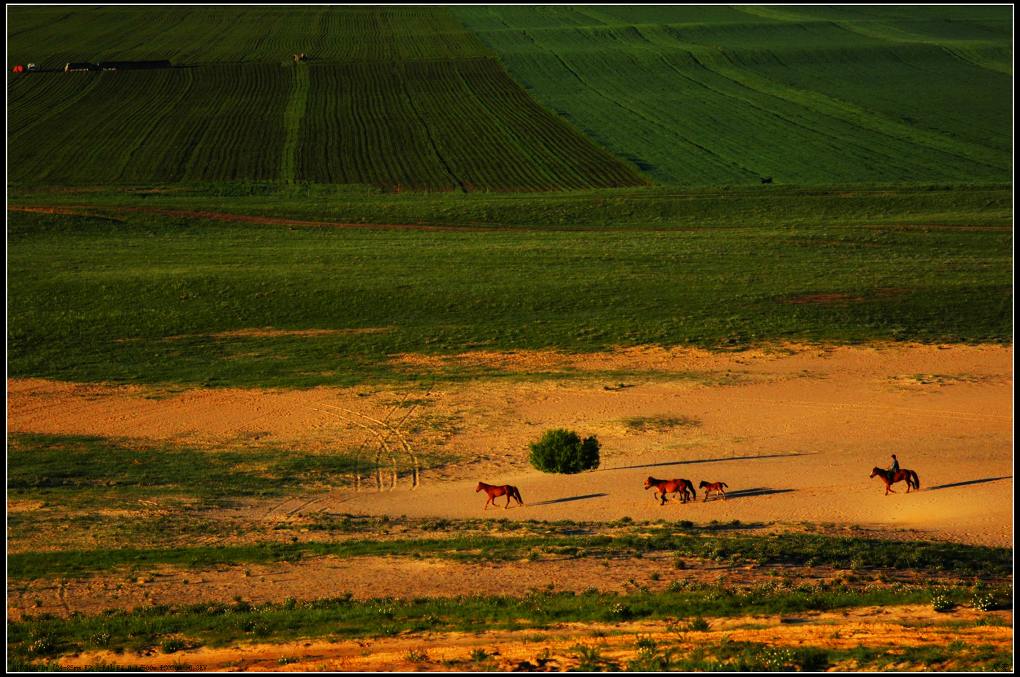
[604,637,1012,672]
[279,64,309,184]
[7,434,440,510]
[8,529,1011,580]
[7,206,1011,388]
[7,584,994,661]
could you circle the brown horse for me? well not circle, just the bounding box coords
[699,481,728,501]
[644,476,696,505]
[476,481,524,509]
[870,467,920,495]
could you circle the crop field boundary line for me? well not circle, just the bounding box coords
[281,64,310,184]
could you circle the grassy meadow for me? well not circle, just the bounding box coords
[8,204,1011,387]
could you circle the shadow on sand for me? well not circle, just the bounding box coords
[702,487,794,502]
[926,476,1012,491]
[607,452,813,472]
[528,493,609,507]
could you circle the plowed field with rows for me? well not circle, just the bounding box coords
[296,58,642,190]
[5,6,491,67]
[7,6,645,191]
[8,64,289,184]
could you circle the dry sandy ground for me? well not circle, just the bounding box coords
[7,343,1013,546]
[57,605,1013,672]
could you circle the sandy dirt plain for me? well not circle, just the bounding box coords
[7,342,1014,670]
[8,342,1013,545]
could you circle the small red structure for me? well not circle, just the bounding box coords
[12,64,26,74]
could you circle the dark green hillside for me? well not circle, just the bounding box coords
[456,5,1012,186]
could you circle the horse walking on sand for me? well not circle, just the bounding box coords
[699,481,728,501]
[870,467,920,495]
[476,481,524,510]
[644,476,696,505]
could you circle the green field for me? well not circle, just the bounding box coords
[7,202,1011,387]
[8,5,1012,190]
[456,5,1012,186]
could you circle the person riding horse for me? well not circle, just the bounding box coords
[870,459,919,495]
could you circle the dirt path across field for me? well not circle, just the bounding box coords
[9,203,1012,234]
[7,204,492,232]
[7,343,1013,546]
[56,605,1012,672]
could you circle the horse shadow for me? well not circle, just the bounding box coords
[926,476,1012,491]
[709,487,794,501]
[528,493,608,507]
[608,452,813,472]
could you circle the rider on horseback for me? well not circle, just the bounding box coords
[888,454,900,472]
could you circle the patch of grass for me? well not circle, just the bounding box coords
[841,642,1013,671]
[571,643,620,671]
[621,415,701,432]
[6,434,365,510]
[970,584,1013,612]
[686,616,711,632]
[405,647,431,663]
[931,590,957,613]
[699,641,831,671]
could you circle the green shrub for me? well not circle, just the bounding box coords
[931,592,955,613]
[687,617,711,632]
[529,429,600,474]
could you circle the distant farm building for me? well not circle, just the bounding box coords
[97,60,172,71]
[65,62,98,72]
